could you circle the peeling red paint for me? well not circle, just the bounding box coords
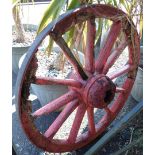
[16,4,140,153]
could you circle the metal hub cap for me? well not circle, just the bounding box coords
[82,75,116,108]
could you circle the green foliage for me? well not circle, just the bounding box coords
[67,0,80,10]
[62,0,81,50]
[37,0,143,56]
[12,0,35,43]
[37,0,69,55]
[37,0,68,34]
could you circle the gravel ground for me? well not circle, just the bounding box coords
[12,30,36,47]
[36,47,73,79]
[35,44,128,78]
[97,111,143,155]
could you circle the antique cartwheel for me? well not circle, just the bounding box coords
[16,4,140,153]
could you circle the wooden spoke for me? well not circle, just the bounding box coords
[68,104,86,143]
[111,78,135,114]
[103,40,128,74]
[51,35,88,80]
[34,76,82,88]
[95,21,122,73]
[87,106,96,135]
[85,18,96,73]
[104,106,113,116]
[104,106,114,121]
[116,87,126,93]
[44,99,79,139]
[108,64,133,80]
[32,91,77,117]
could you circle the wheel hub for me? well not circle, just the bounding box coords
[82,75,116,109]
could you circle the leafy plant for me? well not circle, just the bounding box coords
[36,0,142,71]
[12,0,26,43]
[12,0,34,43]
[38,0,142,54]
[37,0,92,55]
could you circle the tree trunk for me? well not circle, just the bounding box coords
[12,6,26,43]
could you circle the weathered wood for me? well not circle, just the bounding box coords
[85,18,96,73]
[84,101,143,155]
[16,4,140,153]
[51,35,88,80]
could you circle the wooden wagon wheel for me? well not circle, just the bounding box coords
[16,4,140,153]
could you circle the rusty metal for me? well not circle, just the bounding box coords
[16,4,140,153]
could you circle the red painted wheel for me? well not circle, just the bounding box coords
[16,4,140,153]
